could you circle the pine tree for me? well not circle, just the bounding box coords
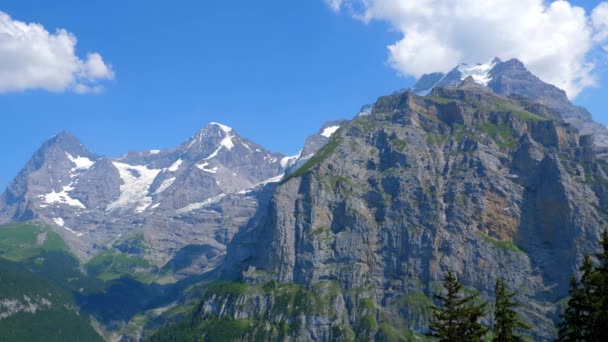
[558,276,587,341]
[492,279,530,342]
[430,271,488,342]
[591,231,608,340]
[559,255,597,341]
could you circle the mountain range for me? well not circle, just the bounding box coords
[1,58,607,341]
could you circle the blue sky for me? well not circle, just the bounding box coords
[0,0,606,190]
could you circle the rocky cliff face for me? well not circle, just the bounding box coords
[214,80,607,340]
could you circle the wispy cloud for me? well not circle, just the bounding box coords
[327,0,608,98]
[0,11,114,94]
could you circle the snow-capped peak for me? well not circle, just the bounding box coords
[209,122,233,133]
[457,60,496,86]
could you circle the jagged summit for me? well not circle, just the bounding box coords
[181,122,236,156]
[410,57,608,147]
[412,57,506,95]
[39,131,94,158]
[0,118,301,261]
[209,121,232,132]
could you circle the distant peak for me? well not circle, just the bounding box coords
[491,57,503,64]
[183,122,238,152]
[37,130,93,158]
[209,122,233,133]
[46,131,83,149]
[502,58,525,68]
[53,130,78,141]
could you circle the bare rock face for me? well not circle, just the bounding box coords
[222,85,607,340]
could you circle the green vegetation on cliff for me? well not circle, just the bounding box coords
[0,222,69,261]
[149,280,434,342]
[0,258,102,342]
[86,249,153,282]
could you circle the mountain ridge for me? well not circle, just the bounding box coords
[412,57,608,147]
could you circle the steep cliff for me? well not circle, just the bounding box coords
[195,82,607,341]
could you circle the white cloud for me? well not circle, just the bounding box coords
[594,2,608,43]
[0,11,114,94]
[327,0,608,98]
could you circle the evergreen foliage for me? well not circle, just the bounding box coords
[559,231,608,341]
[591,231,608,340]
[429,271,488,342]
[492,279,530,342]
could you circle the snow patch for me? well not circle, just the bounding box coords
[357,105,373,116]
[52,218,84,236]
[62,226,85,237]
[237,174,284,194]
[280,152,301,168]
[258,173,284,185]
[210,122,233,133]
[155,177,176,194]
[150,203,160,210]
[107,162,162,213]
[241,142,252,151]
[149,150,161,155]
[176,194,226,214]
[203,146,223,160]
[196,161,218,173]
[264,155,277,163]
[168,159,183,172]
[301,153,315,161]
[457,61,496,86]
[40,185,86,209]
[220,132,235,150]
[321,125,340,138]
[66,153,95,171]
